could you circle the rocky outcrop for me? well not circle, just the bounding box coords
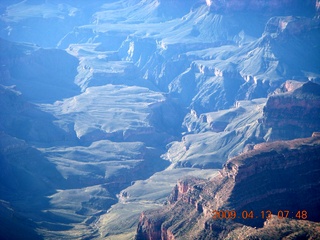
[272,80,304,94]
[225,215,320,239]
[262,81,320,140]
[136,136,320,239]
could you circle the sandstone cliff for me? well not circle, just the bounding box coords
[136,135,320,239]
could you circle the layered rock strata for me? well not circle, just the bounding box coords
[263,81,320,140]
[136,135,320,239]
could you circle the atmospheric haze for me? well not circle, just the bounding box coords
[0,0,320,239]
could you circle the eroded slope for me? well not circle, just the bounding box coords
[136,136,320,239]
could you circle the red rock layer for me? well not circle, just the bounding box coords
[135,136,320,239]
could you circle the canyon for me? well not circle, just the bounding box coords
[0,0,319,239]
[136,135,320,239]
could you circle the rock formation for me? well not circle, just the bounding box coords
[136,135,320,239]
[262,81,320,140]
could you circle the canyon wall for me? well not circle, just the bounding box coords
[136,135,320,239]
[263,81,320,140]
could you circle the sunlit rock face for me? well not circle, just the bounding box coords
[136,136,320,239]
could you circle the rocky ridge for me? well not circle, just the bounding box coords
[136,135,320,239]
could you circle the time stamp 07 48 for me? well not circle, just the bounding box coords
[212,210,308,220]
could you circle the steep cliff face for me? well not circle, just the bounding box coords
[263,81,320,140]
[136,136,320,239]
[224,216,320,240]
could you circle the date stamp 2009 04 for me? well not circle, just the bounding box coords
[212,210,308,220]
